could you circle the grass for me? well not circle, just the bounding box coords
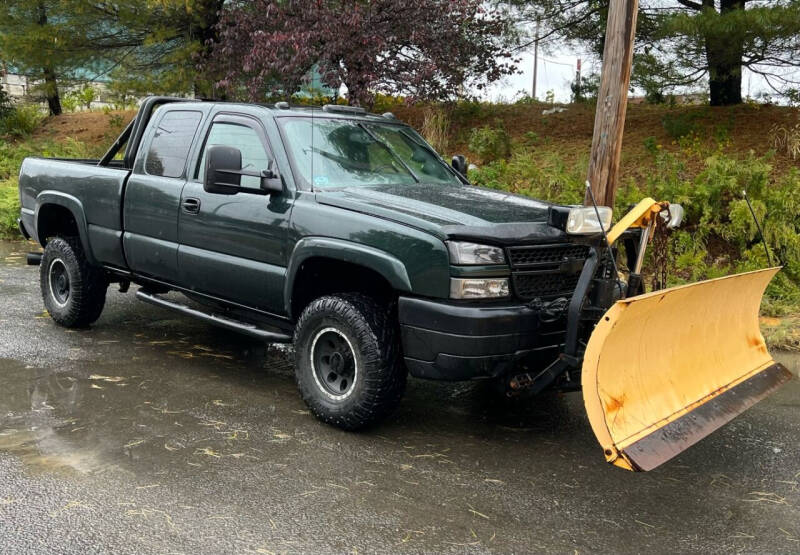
[761,316,800,352]
[0,179,19,237]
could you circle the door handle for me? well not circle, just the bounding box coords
[182,197,201,214]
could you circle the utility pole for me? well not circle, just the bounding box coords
[584,0,639,208]
[532,19,540,100]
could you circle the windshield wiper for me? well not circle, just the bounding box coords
[357,123,420,183]
[397,128,465,181]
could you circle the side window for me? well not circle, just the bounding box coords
[197,122,270,188]
[145,110,203,178]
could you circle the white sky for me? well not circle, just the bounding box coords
[484,50,581,103]
[482,48,790,105]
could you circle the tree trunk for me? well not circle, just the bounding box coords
[43,67,62,115]
[37,2,61,115]
[705,0,744,106]
[708,62,742,106]
[191,0,225,99]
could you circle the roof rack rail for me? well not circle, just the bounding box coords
[322,104,366,115]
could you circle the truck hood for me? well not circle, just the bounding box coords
[315,183,571,245]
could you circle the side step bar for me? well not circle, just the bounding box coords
[136,290,293,343]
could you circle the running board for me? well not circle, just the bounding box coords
[136,290,293,343]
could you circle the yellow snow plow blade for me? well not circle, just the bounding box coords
[582,267,792,471]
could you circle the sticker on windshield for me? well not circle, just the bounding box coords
[313,175,330,186]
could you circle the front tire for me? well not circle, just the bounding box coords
[40,236,108,328]
[294,293,406,430]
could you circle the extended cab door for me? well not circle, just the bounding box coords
[177,112,292,314]
[123,108,205,282]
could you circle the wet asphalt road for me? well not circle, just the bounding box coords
[0,240,798,554]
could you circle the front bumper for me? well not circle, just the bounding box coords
[398,296,565,380]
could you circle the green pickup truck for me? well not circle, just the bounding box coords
[18,96,622,431]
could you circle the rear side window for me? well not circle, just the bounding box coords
[145,110,203,178]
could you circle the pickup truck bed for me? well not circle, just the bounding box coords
[19,157,129,268]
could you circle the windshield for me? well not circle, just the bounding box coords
[278,117,462,189]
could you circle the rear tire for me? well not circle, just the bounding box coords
[293,293,406,430]
[40,236,108,328]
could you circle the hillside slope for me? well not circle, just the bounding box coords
[26,103,800,176]
[391,102,799,181]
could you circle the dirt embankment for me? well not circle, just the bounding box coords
[33,104,800,179]
[31,110,137,146]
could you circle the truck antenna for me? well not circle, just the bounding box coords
[742,189,773,267]
[586,181,623,299]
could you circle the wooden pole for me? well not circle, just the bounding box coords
[532,19,540,100]
[584,0,639,208]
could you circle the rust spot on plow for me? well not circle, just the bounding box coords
[605,394,625,413]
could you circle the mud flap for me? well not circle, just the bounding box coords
[582,267,793,471]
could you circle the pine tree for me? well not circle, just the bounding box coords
[503,1,800,105]
[0,1,224,115]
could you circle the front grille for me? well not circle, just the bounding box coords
[506,243,590,300]
[507,244,591,268]
[513,272,581,299]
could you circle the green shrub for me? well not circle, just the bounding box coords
[469,140,800,314]
[468,124,511,162]
[0,88,13,119]
[523,131,541,146]
[470,149,585,204]
[0,104,44,137]
[61,91,80,113]
[642,136,659,156]
[451,99,486,122]
[0,179,20,238]
[78,85,96,110]
[662,111,700,140]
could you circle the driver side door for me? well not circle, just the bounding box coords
[177,113,291,315]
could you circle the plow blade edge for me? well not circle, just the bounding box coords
[582,267,792,471]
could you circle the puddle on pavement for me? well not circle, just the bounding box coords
[0,240,39,266]
[0,348,304,478]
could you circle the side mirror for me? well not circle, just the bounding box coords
[451,155,467,176]
[661,203,685,229]
[205,145,242,195]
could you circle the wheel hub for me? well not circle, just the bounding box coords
[310,328,358,400]
[48,259,70,307]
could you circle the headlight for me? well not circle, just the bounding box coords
[566,206,613,234]
[447,242,506,265]
[450,278,510,299]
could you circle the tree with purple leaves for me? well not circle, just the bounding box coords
[205,0,519,106]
